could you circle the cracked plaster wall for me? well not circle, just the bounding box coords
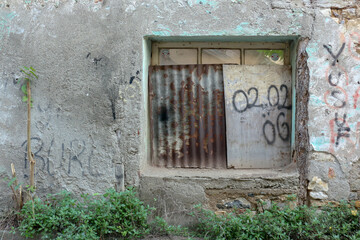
[306,2,360,204]
[0,0,359,214]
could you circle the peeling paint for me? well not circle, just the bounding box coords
[153,24,173,36]
[311,136,330,151]
[235,22,250,33]
[152,31,171,36]
[0,10,16,51]
[187,0,219,9]
[309,95,324,107]
[306,43,319,63]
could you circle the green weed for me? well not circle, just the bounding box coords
[18,188,151,239]
[190,201,360,240]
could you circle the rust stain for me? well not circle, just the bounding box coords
[149,64,226,168]
[328,167,336,179]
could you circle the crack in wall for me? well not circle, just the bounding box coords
[309,1,316,40]
[310,150,345,176]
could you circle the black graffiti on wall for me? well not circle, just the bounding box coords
[232,84,291,145]
[21,138,101,178]
[328,68,343,87]
[262,112,290,145]
[129,70,141,84]
[325,88,347,108]
[232,84,292,113]
[323,43,349,110]
[22,137,47,177]
[334,113,350,146]
[322,42,354,152]
[67,139,85,175]
[323,43,345,66]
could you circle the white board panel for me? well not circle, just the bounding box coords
[223,65,292,168]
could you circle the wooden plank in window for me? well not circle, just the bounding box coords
[223,65,292,168]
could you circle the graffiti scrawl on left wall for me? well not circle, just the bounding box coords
[21,137,102,178]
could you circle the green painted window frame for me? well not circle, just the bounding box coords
[151,41,290,65]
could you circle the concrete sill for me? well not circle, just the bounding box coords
[140,162,299,180]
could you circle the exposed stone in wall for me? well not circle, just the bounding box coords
[216,198,251,210]
[330,4,360,55]
[206,189,297,213]
[270,0,305,9]
[308,176,329,192]
[313,0,358,8]
[140,168,299,225]
[308,152,350,201]
[310,191,328,200]
[349,161,360,192]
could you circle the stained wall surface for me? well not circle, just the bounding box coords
[0,0,359,218]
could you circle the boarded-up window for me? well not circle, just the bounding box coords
[223,65,292,168]
[149,42,292,169]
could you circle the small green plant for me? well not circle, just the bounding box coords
[15,187,360,240]
[149,216,190,237]
[257,49,284,62]
[8,67,38,209]
[286,194,297,201]
[190,201,360,240]
[18,188,152,240]
[18,66,38,189]
[7,67,38,213]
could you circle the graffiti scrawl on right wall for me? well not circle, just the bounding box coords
[311,30,360,157]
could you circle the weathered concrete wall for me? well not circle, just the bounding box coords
[0,0,359,220]
[306,3,360,205]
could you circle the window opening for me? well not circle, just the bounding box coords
[159,49,198,65]
[202,49,241,65]
[149,41,291,169]
[244,50,285,65]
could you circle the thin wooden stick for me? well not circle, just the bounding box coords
[19,185,23,209]
[10,163,18,188]
[10,186,20,208]
[27,80,35,188]
[10,163,23,209]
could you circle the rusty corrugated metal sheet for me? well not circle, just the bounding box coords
[149,65,226,168]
